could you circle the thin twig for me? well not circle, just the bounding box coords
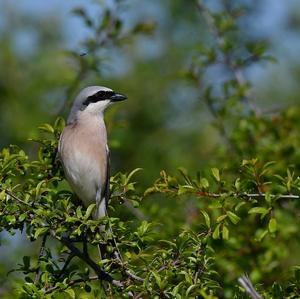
[245,193,299,199]
[158,259,180,273]
[34,234,48,284]
[196,191,300,200]
[0,187,31,207]
[105,207,124,266]
[112,250,144,282]
[56,253,75,279]
[125,270,144,282]
[49,230,123,288]
[83,235,88,255]
[124,199,149,221]
[196,0,260,116]
[45,275,99,294]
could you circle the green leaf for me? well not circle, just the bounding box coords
[6,215,16,224]
[137,221,151,237]
[242,159,250,166]
[248,207,269,215]
[178,167,192,184]
[186,284,197,296]
[0,190,6,201]
[64,288,76,299]
[201,211,210,227]
[216,214,227,223]
[235,201,246,211]
[200,178,209,189]
[212,224,221,239]
[257,229,268,242]
[38,123,54,133]
[151,271,162,288]
[171,282,183,296]
[84,204,96,220]
[272,282,284,297]
[76,206,83,218]
[268,218,277,233]
[180,271,193,284]
[35,180,45,198]
[178,185,188,195]
[54,116,65,131]
[125,168,142,184]
[227,211,241,224]
[242,158,258,166]
[34,227,48,239]
[222,225,229,240]
[131,199,140,208]
[211,168,220,182]
[234,178,241,191]
[19,213,27,222]
[295,268,300,282]
[144,186,157,196]
[265,192,272,205]
[209,200,222,209]
[23,283,39,294]
[23,256,30,269]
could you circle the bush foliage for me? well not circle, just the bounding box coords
[1,1,300,298]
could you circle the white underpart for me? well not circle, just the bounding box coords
[58,112,108,219]
[64,149,102,207]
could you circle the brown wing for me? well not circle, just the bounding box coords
[101,147,110,209]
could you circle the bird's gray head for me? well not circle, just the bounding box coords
[67,86,127,124]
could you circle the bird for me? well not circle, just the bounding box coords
[58,86,127,220]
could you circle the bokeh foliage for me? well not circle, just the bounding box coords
[1,0,300,298]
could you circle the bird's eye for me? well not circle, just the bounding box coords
[96,90,114,100]
[83,90,115,106]
[104,91,114,98]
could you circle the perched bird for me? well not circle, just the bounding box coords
[58,86,127,219]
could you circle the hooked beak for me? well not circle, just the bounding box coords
[110,93,127,102]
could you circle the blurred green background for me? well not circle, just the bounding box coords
[1,0,300,297]
[2,0,300,179]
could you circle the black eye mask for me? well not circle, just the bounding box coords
[83,90,115,106]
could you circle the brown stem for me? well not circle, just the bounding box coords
[34,234,48,284]
[56,253,76,279]
[49,230,123,288]
[0,187,31,207]
[195,191,299,200]
[45,275,99,294]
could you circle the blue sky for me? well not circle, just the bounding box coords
[1,0,299,59]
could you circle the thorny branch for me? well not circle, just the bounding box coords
[124,270,144,283]
[0,186,145,291]
[0,186,32,207]
[56,253,76,280]
[49,230,123,288]
[196,191,300,200]
[124,199,149,221]
[34,234,48,284]
[45,275,99,294]
[112,247,145,283]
